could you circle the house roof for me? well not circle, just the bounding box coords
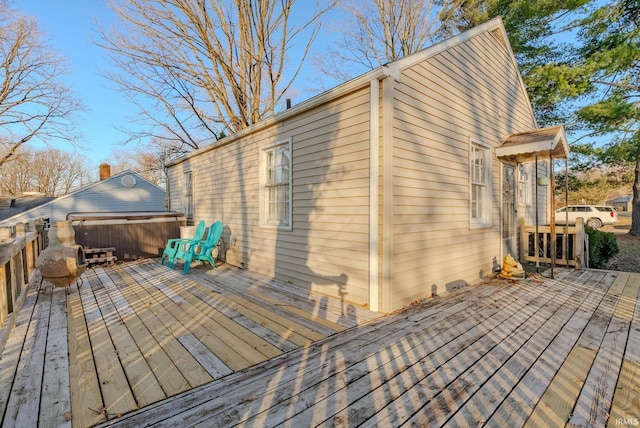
[496,125,570,163]
[608,195,632,203]
[0,170,165,226]
[0,196,56,222]
[168,17,530,168]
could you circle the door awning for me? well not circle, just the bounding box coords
[496,126,569,163]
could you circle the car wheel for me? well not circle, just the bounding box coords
[587,218,603,228]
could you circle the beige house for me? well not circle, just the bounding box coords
[166,17,568,313]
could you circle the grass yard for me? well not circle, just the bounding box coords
[608,233,640,273]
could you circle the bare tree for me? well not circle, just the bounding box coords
[107,146,165,185]
[0,146,89,196]
[313,0,444,86]
[0,1,85,168]
[99,0,333,154]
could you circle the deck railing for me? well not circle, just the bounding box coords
[519,217,588,269]
[0,220,46,352]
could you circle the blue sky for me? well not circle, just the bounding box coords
[17,0,136,170]
[16,1,340,172]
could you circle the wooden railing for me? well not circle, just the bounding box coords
[0,220,46,352]
[519,217,588,269]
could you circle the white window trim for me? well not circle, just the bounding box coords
[259,138,292,231]
[518,163,532,206]
[184,170,193,220]
[469,139,492,229]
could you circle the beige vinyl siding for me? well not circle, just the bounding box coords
[168,87,372,307]
[166,20,543,312]
[389,31,535,309]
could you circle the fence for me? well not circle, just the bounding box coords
[519,217,588,269]
[0,220,46,352]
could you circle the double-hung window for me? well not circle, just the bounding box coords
[518,163,531,206]
[261,139,292,229]
[470,141,491,227]
[184,171,194,222]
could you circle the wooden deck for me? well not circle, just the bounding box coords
[0,263,638,427]
[0,260,378,427]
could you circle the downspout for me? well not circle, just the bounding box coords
[162,150,171,211]
[380,73,395,313]
[369,80,380,312]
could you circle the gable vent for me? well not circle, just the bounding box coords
[490,28,507,49]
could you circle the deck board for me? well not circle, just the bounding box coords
[0,260,638,427]
[488,270,615,426]
[4,281,51,427]
[79,271,138,417]
[66,278,106,427]
[608,272,640,426]
[39,286,72,427]
[103,267,213,390]
[569,272,640,427]
[0,281,39,418]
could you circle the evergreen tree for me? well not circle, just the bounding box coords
[440,0,640,235]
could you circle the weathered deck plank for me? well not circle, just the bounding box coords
[113,274,537,427]
[447,270,600,426]
[66,277,106,427]
[193,264,378,327]
[148,270,277,367]
[102,267,213,390]
[4,282,52,427]
[408,270,601,427]
[114,265,232,379]
[488,270,615,427]
[89,269,170,405]
[362,270,583,428]
[121,265,254,371]
[39,286,72,427]
[1,259,638,428]
[188,266,347,337]
[0,282,39,420]
[568,272,640,427]
[524,270,627,426]
[78,272,138,418]
[608,273,640,426]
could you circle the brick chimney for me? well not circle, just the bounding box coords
[99,163,111,181]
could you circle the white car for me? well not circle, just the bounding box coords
[555,205,618,229]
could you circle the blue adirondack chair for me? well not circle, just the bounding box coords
[174,221,223,274]
[161,220,206,267]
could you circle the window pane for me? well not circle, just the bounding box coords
[470,143,489,224]
[263,142,291,227]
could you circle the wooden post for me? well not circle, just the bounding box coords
[0,264,7,326]
[535,153,540,272]
[519,217,527,262]
[564,158,569,262]
[575,217,586,269]
[550,153,555,279]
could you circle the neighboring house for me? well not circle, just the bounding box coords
[0,169,167,227]
[165,18,568,313]
[607,195,633,212]
[0,195,56,223]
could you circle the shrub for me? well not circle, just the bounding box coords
[585,226,619,269]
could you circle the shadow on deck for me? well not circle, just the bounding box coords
[0,259,379,427]
[1,262,639,427]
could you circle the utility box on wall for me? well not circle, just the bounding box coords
[68,212,186,261]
